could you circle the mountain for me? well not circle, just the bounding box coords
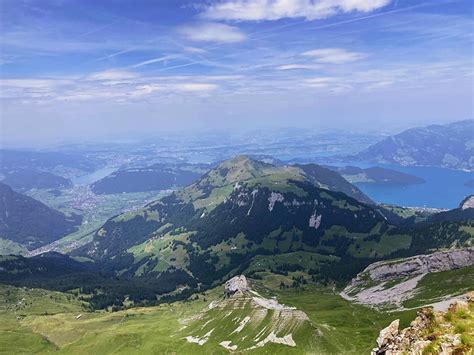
[294,163,374,204]
[352,120,474,170]
[326,166,425,185]
[0,182,81,250]
[1,169,72,191]
[76,156,471,296]
[0,158,472,352]
[0,149,97,172]
[78,156,382,283]
[90,164,204,194]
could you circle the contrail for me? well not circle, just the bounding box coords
[76,18,120,39]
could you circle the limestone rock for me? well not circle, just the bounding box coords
[224,275,249,298]
[460,195,474,210]
[372,295,472,354]
[376,319,399,348]
[351,248,474,286]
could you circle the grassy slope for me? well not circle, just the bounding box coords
[7,265,471,354]
[1,278,417,354]
[0,238,29,255]
[0,284,85,353]
[403,264,474,309]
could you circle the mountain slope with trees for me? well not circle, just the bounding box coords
[0,182,81,250]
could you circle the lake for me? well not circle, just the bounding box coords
[72,167,117,186]
[354,165,473,209]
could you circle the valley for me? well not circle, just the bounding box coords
[2,0,473,352]
[0,125,472,354]
[1,255,471,354]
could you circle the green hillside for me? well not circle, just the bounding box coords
[75,156,473,302]
[0,277,417,354]
[0,182,82,250]
[77,157,389,290]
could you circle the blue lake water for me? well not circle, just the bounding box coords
[353,165,473,209]
[72,167,117,186]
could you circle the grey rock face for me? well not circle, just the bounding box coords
[360,248,474,283]
[460,195,474,210]
[224,275,249,298]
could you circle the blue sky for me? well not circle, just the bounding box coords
[0,0,473,145]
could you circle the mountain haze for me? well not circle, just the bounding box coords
[353,120,474,170]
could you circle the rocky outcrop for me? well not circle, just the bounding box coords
[341,248,474,309]
[182,275,311,351]
[460,195,474,210]
[224,275,249,298]
[353,248,474,285]
[372,292,473,354]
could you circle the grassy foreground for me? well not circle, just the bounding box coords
[0,276,417,354]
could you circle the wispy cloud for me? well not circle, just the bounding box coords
[131,55,179,68]
[201,0,392,21]
[301,48,368,64]
[275,64,321,70]
[0,71,229,103]
[178,22,246,42]
[86,70,138,81]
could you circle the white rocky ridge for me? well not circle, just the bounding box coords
[342,248,474,309]
[352,248,474,284]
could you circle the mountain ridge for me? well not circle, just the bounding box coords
[0,182,82,250]
[352,119,474,170]
[74,156,473,298]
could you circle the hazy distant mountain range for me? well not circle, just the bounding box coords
[352,120,474,170]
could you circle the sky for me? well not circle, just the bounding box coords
[0,0,473,146]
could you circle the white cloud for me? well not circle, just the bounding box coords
[304,76,335,86]
[172,83,219,92]
[178,22,246,42]
[301,48,367,63]
[201,0,391,21]
[275,64,321,70]
[0,73,224,103]
[183,46,207,54]
[86,70,138,81]
[304,76,352,93]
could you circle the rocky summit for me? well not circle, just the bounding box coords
[224,275,249,298]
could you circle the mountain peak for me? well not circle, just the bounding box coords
[201,155,279,187]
